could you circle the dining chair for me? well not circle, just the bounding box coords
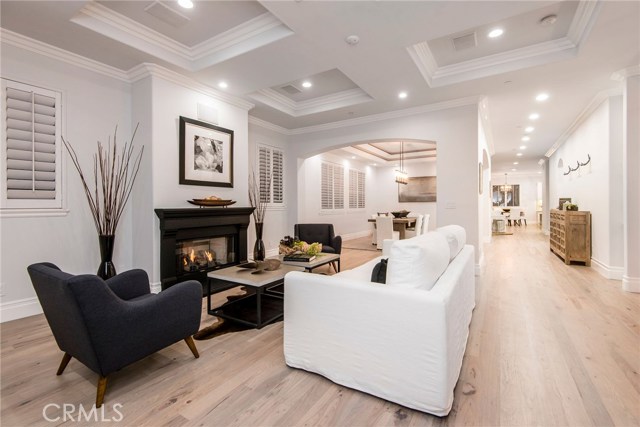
[404,214,423,238]
[422,214,430,234]
[371,214,378,245]
[376,216,399,247]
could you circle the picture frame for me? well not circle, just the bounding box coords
[179,116,233,188]
[399,176,436,202]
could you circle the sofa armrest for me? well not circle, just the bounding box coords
[105,269,151,300]
[331,235,342,254]
[284,271,451,414]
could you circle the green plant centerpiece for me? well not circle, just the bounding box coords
[564,202,579,211]
[279,235,322,256]
[62,124,144,279]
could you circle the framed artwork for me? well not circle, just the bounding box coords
[558,197,572,209]
[399,176,436,202]
[179,116,233,187]
[492,184,520,207]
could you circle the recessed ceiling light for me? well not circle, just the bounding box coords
[345,35,360,45]
[516,153,523,157]
[372,163,377,166]
[524,126,534,133]
[512,168,517,171]
[520,145,527,150]
[529,113,540,120]
[302,81,312,88]
[513,162,519,165]
[522,136,530,142]
[398,92,408,99]
[218,81,228,89]
[538,171,542,174]
[488,28,504,38]
[351,156,356,159]
[536,93,549,102]
[177,0,193,9]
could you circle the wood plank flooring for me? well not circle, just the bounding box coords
[1,228,639,426]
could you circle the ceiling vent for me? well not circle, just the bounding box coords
[144,1,190,27]
[451,32,477,51]
[280,85,302,95]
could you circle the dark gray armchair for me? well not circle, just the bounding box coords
[294,224,342,271]
[27,262,202,407]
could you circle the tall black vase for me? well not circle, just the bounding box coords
[98,234,117,279]
[253,222,265,261]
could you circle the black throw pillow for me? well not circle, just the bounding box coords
[371,258,388,284]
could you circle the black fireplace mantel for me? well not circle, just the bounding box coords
[155,207,254,290]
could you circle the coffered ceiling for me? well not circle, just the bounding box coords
[1,0,638,174]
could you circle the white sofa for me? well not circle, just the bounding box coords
[283,225,475,416]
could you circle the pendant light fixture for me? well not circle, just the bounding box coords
[395,141,408,185]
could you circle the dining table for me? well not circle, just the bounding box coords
[367,217,416,239]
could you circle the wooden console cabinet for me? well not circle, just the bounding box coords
[549,209,591,266]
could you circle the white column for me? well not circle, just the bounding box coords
[614,66,640,292]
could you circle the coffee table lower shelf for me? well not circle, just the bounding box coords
[208,290,283,329]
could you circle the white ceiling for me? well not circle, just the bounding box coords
[1,0,638,174]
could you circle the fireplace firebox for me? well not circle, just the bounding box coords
[155,207,254,291]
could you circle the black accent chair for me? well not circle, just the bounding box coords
[27,263,202,408]
[294,224,342,271]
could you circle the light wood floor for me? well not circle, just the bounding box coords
[2,228,639,426]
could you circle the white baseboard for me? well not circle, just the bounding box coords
[623,276,640,293]
[0,297,42,323]
[543,230,550,236]
[150,281,162,294]
[483,236,491,244]
[475,252,485,276]
[342,230,372,241]
[590,258,623,280]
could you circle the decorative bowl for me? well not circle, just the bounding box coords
[391,210,410,218]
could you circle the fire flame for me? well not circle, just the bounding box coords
[205,250,213,262]
[189,249,196,262]
[183,258,188,266]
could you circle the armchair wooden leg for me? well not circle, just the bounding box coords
[96,376,108,408]
[56,353,72,375]
[184,336,199,359]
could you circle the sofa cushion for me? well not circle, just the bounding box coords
[386,231,450,290]
[436,225,467,261]
[370,258,388,284]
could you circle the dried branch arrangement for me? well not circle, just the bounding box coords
[248,171,267,224]
[62,124,144,236]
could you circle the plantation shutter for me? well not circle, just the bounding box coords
[272,148,283,204]
[2,79,62,209]
[258,146,271,203]
[333,164,344,209]
[357,171,365,208]
[321,162,333,209]
[349,169,357,208]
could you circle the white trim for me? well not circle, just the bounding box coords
[622,276,640,293]
[128,63,254,111]
[479,96,495,156]
[249,116,290,135]
[70,3,293,72]
[545,88,620,157]
[0,28,130,82]
[0,208,70,218]
[590,258,623,280]
[407,0,600,88]
[249,87,373,117]
[288,96,481,135]
[611,65,640,82]
[150,282,162,294]
[0,297,42,323]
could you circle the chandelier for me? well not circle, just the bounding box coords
[395,141,408,185]
[499,173,512,192]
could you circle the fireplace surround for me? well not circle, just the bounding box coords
[155,207,254,291]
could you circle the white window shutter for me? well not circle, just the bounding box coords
[333,164,344,209]
[257,144,284,207]
[321,162,333,209]
[1,79,62,209]
[272,148,284,204]
[258,145,271,204]
[357,171,365,208]
[349,169,357,208]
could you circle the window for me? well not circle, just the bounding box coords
[321,161,344,210]
[1,79,63,210]
[257,144,284,207]
[348,169,365,209]
[492,184,520,207]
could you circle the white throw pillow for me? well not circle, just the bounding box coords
[436,225,467,261]
[386,231,450,290]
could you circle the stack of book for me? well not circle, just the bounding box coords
[283,253,316,262]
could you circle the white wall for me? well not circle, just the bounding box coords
[548,96,624,277]
[288,104,482,265]
[0,44,132,321]
[132,75,251,285]
[248,122,289,256]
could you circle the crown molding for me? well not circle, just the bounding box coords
[0,28,130,82]
[288,96,481,135]
[408,0,600,88]
[248,116,291,135]
[249,87,373,117]
[545,88,620,158]
[127,63,254,111]
[70,3,293,72]
[611,64,640,82]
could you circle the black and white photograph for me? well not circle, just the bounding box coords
[179,116,233,187]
